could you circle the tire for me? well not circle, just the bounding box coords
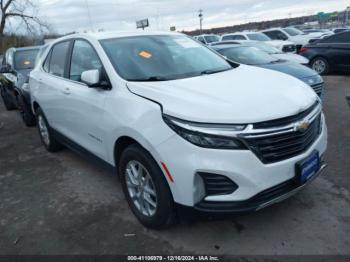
[35,107,63,152]
[17,95,36,127]
[0,87,17,110]
[119,144,175,229]
[311,57,330,75]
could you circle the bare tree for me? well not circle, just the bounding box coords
[0,0,47,36]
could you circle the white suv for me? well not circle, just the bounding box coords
[261,27,328,49]
[220,32,297,53]
[30,31,328,229]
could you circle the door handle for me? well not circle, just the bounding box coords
[62,87,71,95]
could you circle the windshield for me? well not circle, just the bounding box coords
[244,41,281,54]
[218,46,279,65]
[14,49,39,70]
[100,35,232,81]
[204,35,220,43]
[247,33,271,41]
[284,27,303,36]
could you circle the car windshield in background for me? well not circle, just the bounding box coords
[204,35,220,43]
[218,46,279,65]
[244,42,281,54]
[247,33,271,41]
[101,35,233,81]
[14,49,39,70]
[284,27,303,36]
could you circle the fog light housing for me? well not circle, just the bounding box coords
[193,174,206,204]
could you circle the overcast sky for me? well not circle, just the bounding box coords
[36,0,349,34]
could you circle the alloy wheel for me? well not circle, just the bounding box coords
[38,115,50,146]
[125,160,158,217]
[312,59,326,74]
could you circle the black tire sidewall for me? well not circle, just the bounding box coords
[119,144,175,229]
[17,95,36,127]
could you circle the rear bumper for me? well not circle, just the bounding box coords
[176,162,327,217]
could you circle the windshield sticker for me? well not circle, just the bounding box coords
[139,51,152,59]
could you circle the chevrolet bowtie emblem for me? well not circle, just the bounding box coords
[295,121,310,132]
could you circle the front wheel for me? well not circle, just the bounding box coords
[36,108,63,152]
[119,144,175,229]
[311,57,330,75]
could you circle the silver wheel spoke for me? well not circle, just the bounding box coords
[125,160,158,217]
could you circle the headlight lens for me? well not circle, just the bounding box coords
[163,115,247,149]
[22,83,30,91]
[302,74,323,86]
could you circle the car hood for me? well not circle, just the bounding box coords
[127,65,317,124]
[271,53,309,64]
[258,61,317,81]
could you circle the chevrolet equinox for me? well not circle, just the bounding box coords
[29,32,328,229]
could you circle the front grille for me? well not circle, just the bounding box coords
[311,83,324,97]
[199,173,238,196]
[282,44,296,53]
[253,101,319,129]
[242,114,322,164]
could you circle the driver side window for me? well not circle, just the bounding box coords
[70,40,103,82]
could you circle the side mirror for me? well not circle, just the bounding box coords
[81,69,100,87]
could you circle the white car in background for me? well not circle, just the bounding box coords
[193,34,220,45]
[30,31,327,229]
[218,40,309,65]
[220,32,297,53]
[261,27,332,49]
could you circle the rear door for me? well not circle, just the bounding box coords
[37,40,73,134]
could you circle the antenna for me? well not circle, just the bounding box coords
[84,0,94,31]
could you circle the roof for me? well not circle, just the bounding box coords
[10,46,41,52]
[59,30,182,41]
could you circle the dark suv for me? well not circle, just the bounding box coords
[0,46,41,126]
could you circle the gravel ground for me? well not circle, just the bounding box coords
[0,75,349,255]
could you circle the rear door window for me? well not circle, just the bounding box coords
[320,32,350,43]
[49,41,70,77]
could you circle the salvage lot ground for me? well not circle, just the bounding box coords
[0,75,350,255]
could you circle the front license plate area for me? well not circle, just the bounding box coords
[296,151,320,185]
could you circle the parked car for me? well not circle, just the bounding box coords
[215,40,309,65]
[30,32,327,229]
[193,34,220,45]
[261,27,329,50]
[212,44,324,98]
[332,28,350,34]
[220,32,297,53]
[299,31,350,75]
[0,46,41,126]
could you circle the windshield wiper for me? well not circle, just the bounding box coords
[199,68,232,75]
[128,76,170,82]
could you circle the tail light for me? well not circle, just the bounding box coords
[299,47,309,54]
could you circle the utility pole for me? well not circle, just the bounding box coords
[84,0,94,32]
[198,9,203,34]
[346,6,350,26]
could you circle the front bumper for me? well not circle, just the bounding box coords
[154,114,328,208]
[194,162,327,214]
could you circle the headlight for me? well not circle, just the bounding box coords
[163,114,247,149]
[302,74,323,86]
